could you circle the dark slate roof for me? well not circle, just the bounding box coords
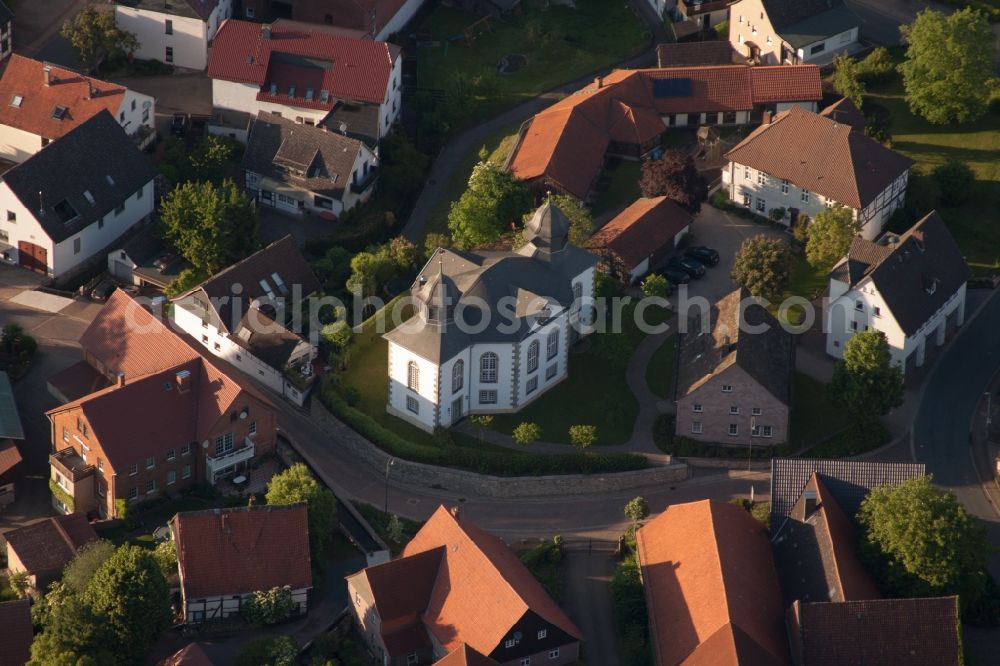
[323,102,381,147]
[769,458,925,529]
[791,597,962,666]
[828,212,971,336]
[763,0,849,31]
[675,288,794,405]
[0,599,32,666]
[820,97,866,131]
[118,0,220,21]
[2,110,156,244]
[242,112,367,202]
[0,370,25,440]
[384,225,597,364]
[656,41,737,68]
[0,1,12,27]
[779,4,860,48]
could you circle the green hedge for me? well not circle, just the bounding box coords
[800,422,890,458]
[48,478,75,513]
[653,415,792,458]
[321,381,648,476]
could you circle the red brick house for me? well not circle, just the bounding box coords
[171,504,312,624]
[347,505,582,666]
[46,290,277,520]
[3,513,97,590]
[674,288,794,445]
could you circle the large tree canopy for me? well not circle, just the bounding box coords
[859,476,992,607]
[266,463,338,564]
[805,205,858,270]
[160,179,259,276]
[899,8,996,124]
[61,7,138,74]
[448,161,533,248]
[829,328,904,423]
[639,150,707,213]
[730,235,791,302]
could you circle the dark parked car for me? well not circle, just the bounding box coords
[666,256,706,279]
[684,246,720,266]
[170,113,189,137]
[658,267,691,285]
[90,279,117,301]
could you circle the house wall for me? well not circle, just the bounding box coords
[183,586,308,623]
[0,124,46,163]
[347,575,395,666]
[488,610,582,666]
[825,279,966,372]
[376,53,403,138]
[114,89,157,137]
[115,8,206,70]
[793,27,858,63]
[675,364,791,445]
[729,0,780,63]
[4,542,32,586]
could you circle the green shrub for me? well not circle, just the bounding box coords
[801,422,889,458]
[933,159,976,206]
[236,635,297,666]
[243,586,296,625]
[856,47,896,84]
[709,188,734,210]
[48,478,75,513]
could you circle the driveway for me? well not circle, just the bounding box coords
[0,267,101,533]
[12,0,86,66]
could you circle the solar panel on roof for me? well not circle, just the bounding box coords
[652,78,692,98]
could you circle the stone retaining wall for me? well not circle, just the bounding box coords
[305,400,689,499]
[679,456,772,471]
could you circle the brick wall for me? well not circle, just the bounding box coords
[675,365,790,445]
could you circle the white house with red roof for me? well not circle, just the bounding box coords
[0,54,155,164]
[115,0,234,71]
[207,19,402,143]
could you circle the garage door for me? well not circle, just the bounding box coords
[17,241,47,274]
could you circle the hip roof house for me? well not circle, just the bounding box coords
[115,0,233,71]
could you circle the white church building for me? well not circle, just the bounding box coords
[384,203,597,432]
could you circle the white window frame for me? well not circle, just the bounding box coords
[729,423,739,436]
[538,629,548,640]
[407,361,419,392]
[527,340,540,373]
[692,421,703,434]
[547,329,559,360]
[752,407,762,416]
[480,390,498,405]
[452,360,464,393]
[722,384,733,393]
[730,406,739,415]
[693,404,703,413]
[480,352,498,383]
[406,395,419,414]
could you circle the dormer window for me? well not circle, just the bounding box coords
[320,90,330,103]
[10,94,22,107]
[305,88,314,101]
[288,85,295,98]
[269,83,278,95]
[52,105,68,120]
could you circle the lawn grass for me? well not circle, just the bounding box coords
[645,334,677,400]
[592,160,642,218]
[866,76,1000,273]
[416,1,647,121]
[789,372,853,449]
[353,501,424,556]
[423,121,524,239]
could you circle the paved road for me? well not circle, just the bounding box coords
[913,289,1000,580]
[562,540,621,666]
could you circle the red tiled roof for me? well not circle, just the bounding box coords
[50,290,274,471]
[172,504,312,598]
[401,506,582,655]
[0,599,32,666]
[0,54,126,141]
[208,19,400,106]
[724,105,913,209]
[510,65,821,200]
[4,513,97,576]
[588,196,693,270]
[0,438,22,477]
[435,644,499,666]
[159,642,215,666]
[636,500,790,665]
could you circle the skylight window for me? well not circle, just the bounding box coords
[319,90,330,103]
[106,175,116,187]
[288,85,295,98]
[258,279,276,298]
[10,95,22,108]
[269,83,278,95]
[83,190,95,204]
[270,272,287,295]
[52,105,68,120]
[305,88,314,102]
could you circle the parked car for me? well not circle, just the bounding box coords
[658,267,690,285]
[91,279,117,301]
[684,246,720,266]
[170,114,189,137]
[666,256,706,279]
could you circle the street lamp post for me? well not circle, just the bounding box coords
[383,457,395,518]
[986,392,993,428]
[747,416,756,471]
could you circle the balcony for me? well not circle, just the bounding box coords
[351,167,378,194]
[206,437,255,481]
[49,448,95,482]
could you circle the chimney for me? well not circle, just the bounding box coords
[594,76,603,89]
[261,24,271,40]
[803,489,818,517]
[117,372,126,388]
[449,506,461,519]
[176,369,191,394]
[762,110,773,125]
[43,65,52,86]
[86,79,94,100]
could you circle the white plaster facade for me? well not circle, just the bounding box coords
[115,0,233,71]
[723,161,908,240]
[729,0,859,64]
[182,585,308,623]
[825,278,966,373]
[0,181,153,277]
[387,267,595,432]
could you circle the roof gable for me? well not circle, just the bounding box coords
[4,513,98,574]
[172,504,312,598]
[588,196,693,269]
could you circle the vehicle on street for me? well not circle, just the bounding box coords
[684,246,720,266]
[666,256,706,279]
[658,267,691,285]
[90,279,117,301]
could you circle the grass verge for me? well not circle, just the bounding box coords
[645,334,677,401]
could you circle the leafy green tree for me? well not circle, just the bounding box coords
[82,545,171,664]
[859,476,992,607]
[829,329,904,424]
[152,540,177,579]
[424,233,452,260]
[548,194,593,246]
[243,586,295,625]
[386,514,406,544]
[60,7,138,74]
[639,150,707,213]
[856,47,895,84]
[624,496,649,524]
[730,235,792,302]
[266,464,338,564]
[640,273,670,299]
[569,425,598,449]
[188,135,237,184]
[448,161,532,248]
[160,179,259,275]
[28,593,118,666]
[62,540,116,594]
[932,159,975,206]
[899,8,997,124]
[805,205,859,269]
[311,246,353,296]
[236,635,297,666]
[2,323,37,358]
[380,133,430,207]
[512,422,542,446]
[832,54,866,107]
[346,238,417,298]
[9,571,30,598]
